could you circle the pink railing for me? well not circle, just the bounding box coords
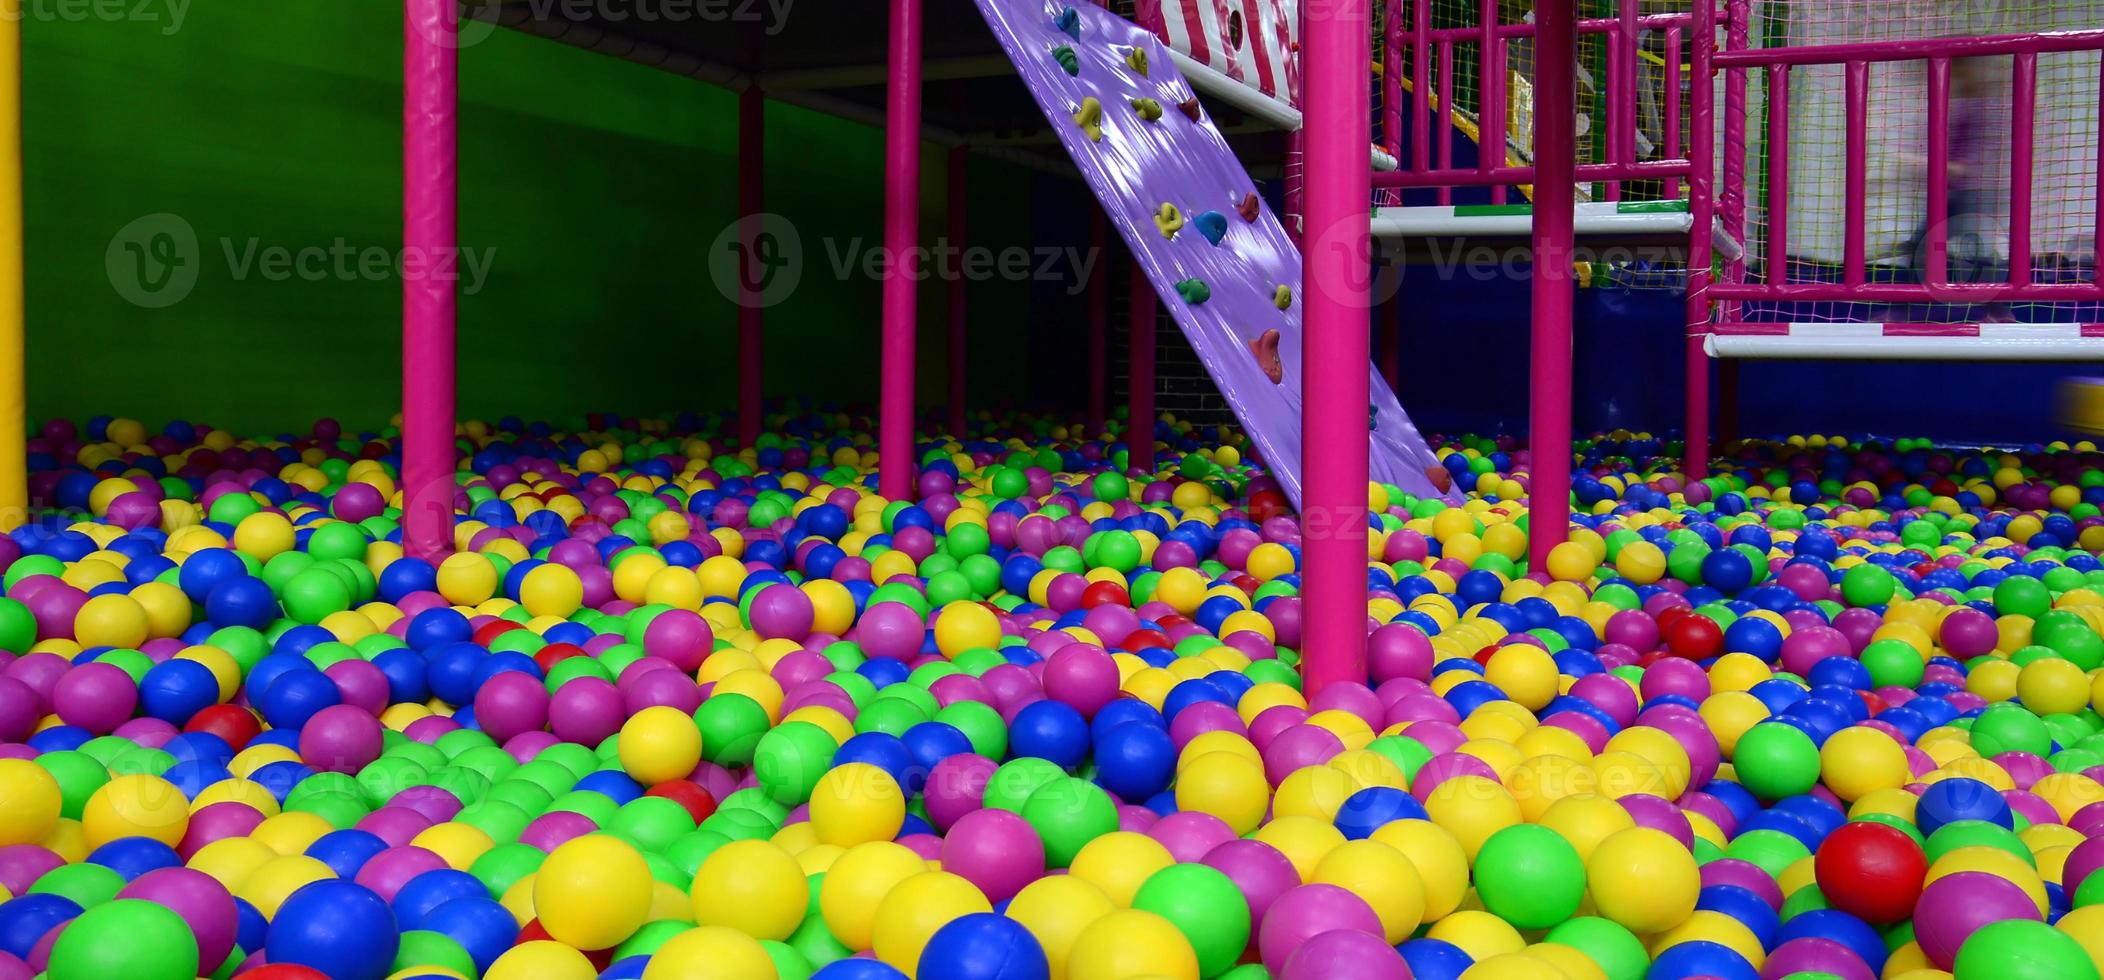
[1705,28,2104,316]
[1373,4,1707,202]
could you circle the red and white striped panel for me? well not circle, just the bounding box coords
[1705,322,2104,360]
[1135,0,1301,107]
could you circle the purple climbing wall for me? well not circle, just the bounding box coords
[973,0,1461,506]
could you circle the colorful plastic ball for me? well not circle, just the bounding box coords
[81,774,188,850]
[872,871,994,973]
[533,834,653,951]
[1312,839,1425,944]
[810,763,907,847]
[1473,824,1587,930]
[114,867,237,972]
[917,912,1050,980]
[421,897,520,974]
[1283,928,1411,979]
[1130,862,1250,978]
[0,760,61,846]
[1019,777,1119,869]
[1066,908,1200,980]
[1544,917,1648,980]
[1952,918,2100,979]
[1584,826,1699,935]
[45,897,196,980]
[1813,820,1926,924]
[1916,778,2013,837]
[1915,871,2044,969]
[484,940,598,980]
[819,842,928,951]
[642,925,779,980]
[940,809,1045,905]
[1258,884,1385,973]
[618,706,704,787]
[690,839,807,941]
[264,880,400,980]
[1731,723,1821,800]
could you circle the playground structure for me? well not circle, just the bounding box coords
[9,0,2104,689]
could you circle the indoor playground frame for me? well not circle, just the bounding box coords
[10,0,2104,692]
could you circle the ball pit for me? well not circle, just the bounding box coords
[6,418,2104,977]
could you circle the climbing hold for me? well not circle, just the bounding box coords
[1052,45,1080,76]
[1273,285,1293,310]
[1178,98,1202,122]
[1174,278,1211,305]
[1248,329,1283,384]
[1424,465,1454,494]
[1192,210,1228,245]
[1153,203,1184,239]
[1131,98,1163,121]
[1052,6,1081,39]
[1073,97,1104,142]
[1236,192,1261,222]
[1125,47,1150,77]
[1369,406,1380,431]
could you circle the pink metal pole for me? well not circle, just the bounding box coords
[737,86,765,448]
[1384,0,1405,157]
[1127,258,1156,475]
[1436,40,1455,204]
[1605,36,1623,202]
[1926,58,1950,289]
[1087,212,1108,434]
[1481,0,1507,204]
[2096,58,2103,267]
[1720,0,1749,324]
[1665,26,1683,198]
[947,145,969,439]
[1682,0,1716,480]
[403,0,457,563]
[1302,0,1373,695]
[880,0,922,501]
[1766,66,1789,272]
[1412,0,1431,172]
[1617,0,1639,173]
[2009,52,2036,289]
[1841,61,1867,286]
[1527,0,1575,572]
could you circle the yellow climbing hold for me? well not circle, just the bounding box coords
[1153,203,1185,240]
[1073,97,1104,142]
[1131,98,1163,122]
[1125,47,1150,77]
[1273,285,1293,310]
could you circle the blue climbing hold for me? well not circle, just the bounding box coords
[1053,6,1081,40]
[1193,210,1228,245]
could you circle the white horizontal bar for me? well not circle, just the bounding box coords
[1707,330,2104,360]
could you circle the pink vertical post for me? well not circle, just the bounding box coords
[1925,58,1950,289]
[1411,0,1431,172]
[1481,0,1508,204]
[1127,259,1156,475]
[737,86,765,448]
[402,0,458,563]
[2095,58,2104,266]
[880,0,922,501]
[1384,0,1405,156]
[1841,61,1867,285]
[1527,0,1576,571]
[1436,40,1455,204]
[1664,26,1683,198]
[1604,37,1622,202]
[2009,52,2036,290]
[1301,0,1373,694]
[1087,212,1108,434]
[1616,0,1639,169]
[1719,0,1749,323]
[946,146,969,439]
[1765,66,1789,272]
[1682,0,1716,480]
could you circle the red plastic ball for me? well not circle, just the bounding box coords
[1081,582,1131,609]
[645,779,719,824]
[240,966,331,980]
[1663,615,1723,660]
[185,704,263,751]
[474,620,525,646]
[1814,820,1927,923]
[533,643,588,674]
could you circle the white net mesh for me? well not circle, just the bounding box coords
[1733,0,2104,325]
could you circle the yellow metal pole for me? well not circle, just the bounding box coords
[0,0,24,531]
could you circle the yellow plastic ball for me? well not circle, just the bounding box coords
[1313,839,1426,943]
[1070,832,1175,907]
[73,594,149,649]
[1007,875,1117,980]
[1586,827,1700,934]
[534,834,654,951]
[1538,793,1637,862]
[1371,819,1469,921]
[518,563,585,619]
[1427,910,1526,961]
[810,762,907,847]
[818,841,929,950]
[1818,726,1910,802]
[435,553,499,605]
[871,871,994,972]
[82,774,189,849]
[235,854,335,918]
[934,601,1001,658]
[640,925,778,980]
[1545,541,1599,582]
[1065,908,1201,980]
[689,839,808,940]
[0,759,61,846]
[1484,645,1559,711]
[1173,751,1269,835]
[1423,775,1521,861]
[617,706,703,787]
[2018,657,2093,715]
[484,941,597,980]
